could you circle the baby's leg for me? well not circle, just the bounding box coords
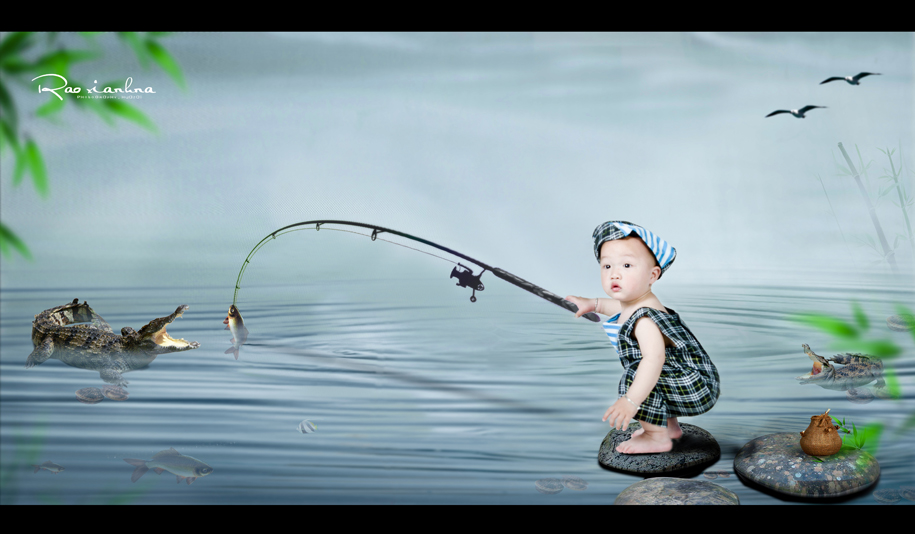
[616,419,673,454]
[631,417,682,439]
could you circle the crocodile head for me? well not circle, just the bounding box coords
[124,305,200,355]
[796,343,835,385]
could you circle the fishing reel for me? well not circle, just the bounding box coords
[450,263,485,302]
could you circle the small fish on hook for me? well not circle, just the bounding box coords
[224,305,249,360]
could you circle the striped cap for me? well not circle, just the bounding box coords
[592,221,676,278]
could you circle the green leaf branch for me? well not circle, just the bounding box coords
[0,31,184,261]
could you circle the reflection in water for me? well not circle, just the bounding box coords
[75,387,104,404]
[560,475,588,490]
[101,385,129,401]
[534,478,563,494]
[124,448,214,485]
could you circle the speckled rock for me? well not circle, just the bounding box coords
[598,423,720,474]
[614,477,739,505]
[734,433,879,499]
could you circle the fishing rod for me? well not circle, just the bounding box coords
[233,220,601,322]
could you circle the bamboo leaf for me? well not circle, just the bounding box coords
[895,305,915,346]
[12,145,26,186]
[828,339,900,359]
[899,413,915,434]
[0,117,16,153]
[859,423,883,456]
[0,227,33,261]
[35,95,65,117]
[0,32,33,62]
[32,49,100,74]
[0,79,15,131]
[851,302,869,331]
[791,313,858,338]
[76,95,115,126]
[117,32,148,69]
[24,139,48,197]
[883,367,901,399]
[144,39,186,89]
[101,99,157,133]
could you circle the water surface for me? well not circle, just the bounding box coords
[2,269,912,504]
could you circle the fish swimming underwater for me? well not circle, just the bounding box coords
[32,461,65,474]
[223,304,249,360]
[123,448,213,485]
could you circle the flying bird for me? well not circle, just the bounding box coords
[765,105,827,118]
[820,72,881,85]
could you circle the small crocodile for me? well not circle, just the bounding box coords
[797,343,885,391]
[26,299,200,386]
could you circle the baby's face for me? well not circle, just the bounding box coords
[599,237,661,302]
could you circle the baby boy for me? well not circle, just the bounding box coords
[567,221,720,454]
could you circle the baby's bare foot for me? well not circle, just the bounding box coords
[616,432,673,454]
[668,420,683,440]
[630,420,682,440]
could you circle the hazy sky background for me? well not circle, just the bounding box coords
[2,32,912,298]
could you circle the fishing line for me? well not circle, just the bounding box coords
[231,220,600,322]
[233,225,457,306]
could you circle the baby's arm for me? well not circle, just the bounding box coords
[565,295,622,318]
[623,317,666,405]
[602,316,666,429]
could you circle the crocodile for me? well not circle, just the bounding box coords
[796,343,885,392]
[26,299,200,387]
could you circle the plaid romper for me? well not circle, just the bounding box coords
[605,306,719,427]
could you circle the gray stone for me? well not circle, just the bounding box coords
[734,433,879,499]
[614,477,739,505]
[598,422,720,474]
